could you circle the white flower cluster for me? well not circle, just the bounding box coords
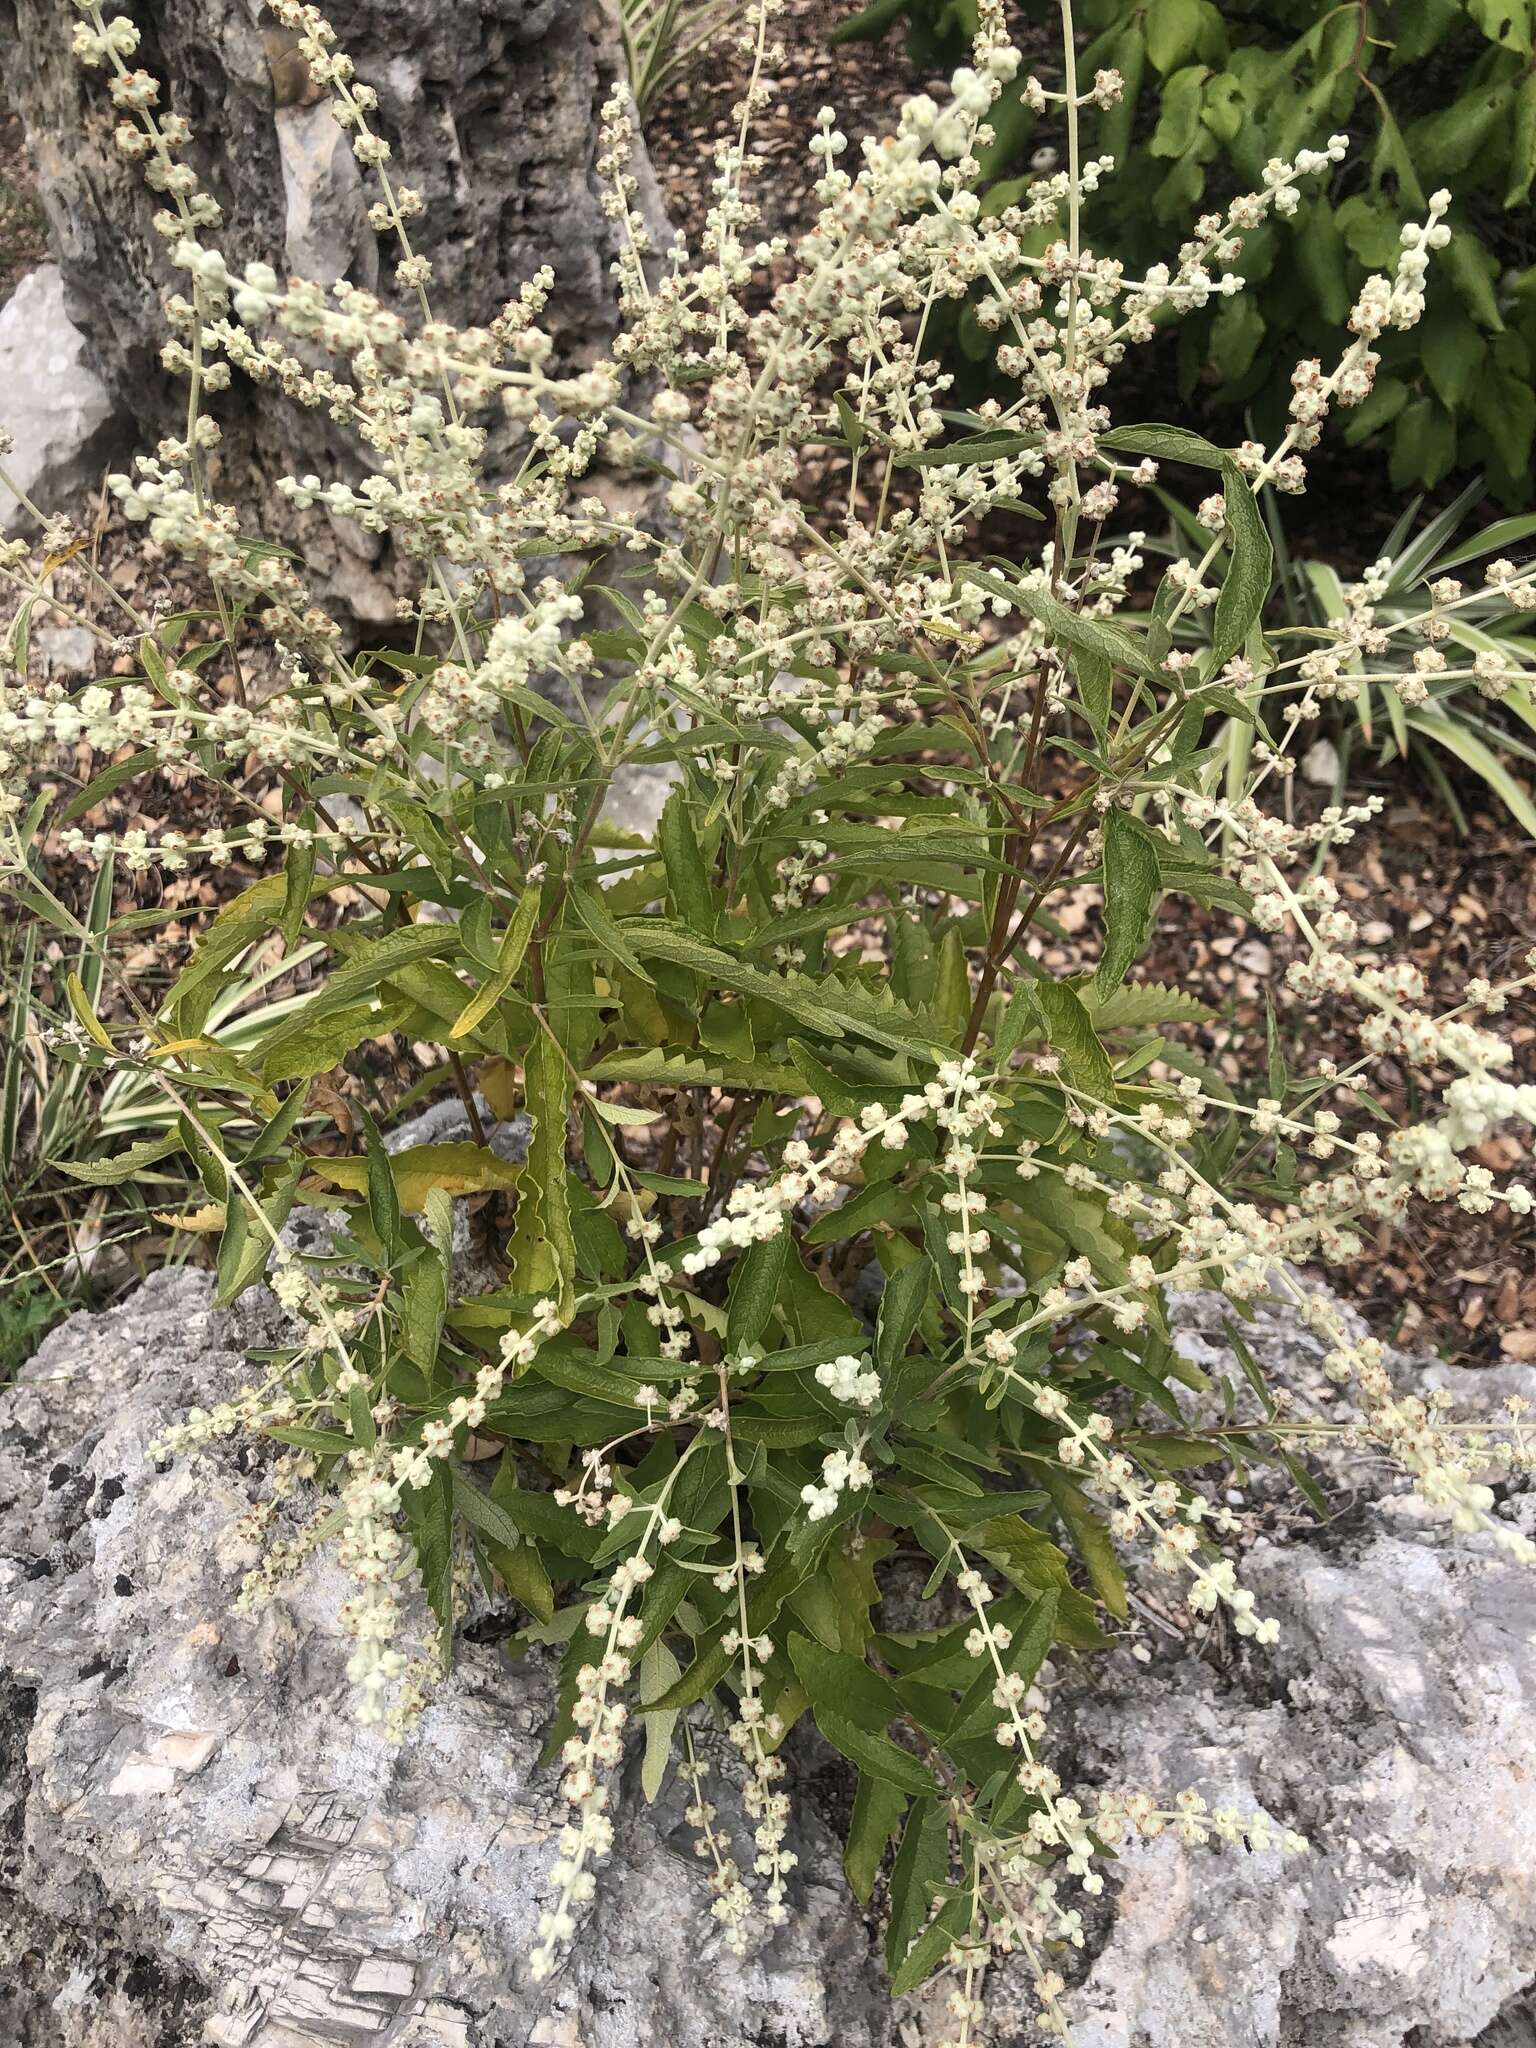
[531,1448,707,1980]
[945,1554,1305,2040]
[815,1352,882,1408]
[800,1436,873,1520]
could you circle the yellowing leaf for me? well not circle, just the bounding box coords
[303,1141,524,1213]
[154,1202,227,1232]
[480,1056,521,1120]
[65,971,113,1050]
[450,883,542,1039]
[43,536,90,574]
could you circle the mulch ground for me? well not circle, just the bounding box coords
[648,0,954,250]
[1132,779,1536,1365]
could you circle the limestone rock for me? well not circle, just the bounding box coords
[5,1263,1535,2048]
[0,1270,889,2048]
[0,264,118,533]
[31,622,99,678]
[1052,1303,1536,2048]
[1060,1507,1536,2046]
[599,761,682,843]
[5,0,641,401]
[273,100,374,291]
[1302,737,1342,788]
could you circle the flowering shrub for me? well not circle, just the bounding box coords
[837,0,1536,500]
[4,0,1536,2036]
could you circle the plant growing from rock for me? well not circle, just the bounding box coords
[2,0,1535,2036]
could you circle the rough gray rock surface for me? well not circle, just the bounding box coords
[6,0,637,392]
[599,761,682,844]
[1062,1512,1536,2048]
[6,0,630,368]
[3,1268,1533,2047]
[29,621,100,677]
[1045,1292,1536,2048]
[0,263,117,533]
[0,1269,888,2048]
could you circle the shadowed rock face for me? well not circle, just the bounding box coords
[0,0,655,594]
[5,0,631,385]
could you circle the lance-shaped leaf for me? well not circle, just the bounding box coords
[960,565,1160,681]
[304,1141,523,1213]
[1098,421,1227,468]
[726,1222,790,1354]
[450,883,542,1038]
[1033,981,1116,1099]
[1209,453,1273,672]
[508,1031,577,1318]
[1094,809,1162,998]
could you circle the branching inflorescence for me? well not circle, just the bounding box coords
[2,0,1534,2039]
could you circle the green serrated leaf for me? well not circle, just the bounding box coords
[726,1224,791,1355]
[54,1130,182,1184]
[885,1799,951,1973]
[659,787,716,936]
[876,1256,931,1377]
[1040,1473,1127,1619]
[572,879,655,988]
[509,1031,577,1317]
[1073,648,1111,750]
[964,568,1159,682]
[214,1160,303,1309]
[362,1108,402,1253]
[1033,982,1115,1099]
[788,1631,905,1733]
[639,1640,683,1801]
[621,922,941,1056]
[586,1045,804,1096]
[1099,421,1226,469]
[164,872,287,1031]
[815,1709,935,1793]
[403,1459,455,1668]
[889,1894,971,1997]
[1082,981,1214,1030]
[281,835,317,953]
